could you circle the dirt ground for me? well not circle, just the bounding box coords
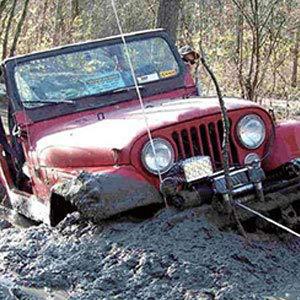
[0,209,299,300]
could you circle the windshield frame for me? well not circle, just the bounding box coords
[3,30,186,122]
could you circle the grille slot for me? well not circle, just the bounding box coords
[172,119,239,170]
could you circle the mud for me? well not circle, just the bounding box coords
[55,172,163,222]
[0,207,299,299]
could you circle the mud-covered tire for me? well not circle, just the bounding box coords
[0,183,6,201]
[0,183,11,208]
[0,182,35,228]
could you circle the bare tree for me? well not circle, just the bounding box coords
[2,0,17,60]
[53,0,64,46]
[0,0,9,21]
[71,0,79,22]
[232,0,286,101]
[0,0,297,102]
[38,0,49,44]
[291,25,299,88]
[235,2,245,98]
[156,0,181,42]
[0,5,9,40]
[10,0,30,57]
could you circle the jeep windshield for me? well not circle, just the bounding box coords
[13,36,180,108]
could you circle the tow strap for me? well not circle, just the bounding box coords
[236,202,300,238]
[109,0,300,240]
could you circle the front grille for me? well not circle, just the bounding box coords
[172,119,239,170]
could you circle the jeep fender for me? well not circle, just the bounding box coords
[52,166,163,223]
[263,120,300,171]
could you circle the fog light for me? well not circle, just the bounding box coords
[244,153,260,165]
[182,156,213,183]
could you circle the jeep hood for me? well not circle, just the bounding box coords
[35,97,262,168]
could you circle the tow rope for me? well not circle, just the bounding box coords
[111,0,163,185]
[236,202,300,238]
[111,1,300,239]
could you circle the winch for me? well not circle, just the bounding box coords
[160,156,300,233]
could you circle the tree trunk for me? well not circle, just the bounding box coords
[38,0,48,44]
[291,26,299,88]
[10,0,30,57]
[53,0,63,46]
[156,0,181,42]
[71,0,79,22]
[2,0,17,60]
[236,2,245,98]
[0,7,9,40]
[0,0,8,21]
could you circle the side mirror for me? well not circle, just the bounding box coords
[0,83,6,99]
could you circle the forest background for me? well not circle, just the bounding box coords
[0,0,299,113]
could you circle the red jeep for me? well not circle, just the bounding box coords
[0,29,299,227]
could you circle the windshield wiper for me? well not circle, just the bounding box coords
[23,85,145,106]
[77,85,145,99]
[23,99,76,106]
[112,85,144,94]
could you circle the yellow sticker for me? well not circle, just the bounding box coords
[160,69,177,78]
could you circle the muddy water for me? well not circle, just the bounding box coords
[0,208,299,299]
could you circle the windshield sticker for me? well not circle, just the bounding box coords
[85,72,125,93]
[160,69,177,78]
[14,37,181,104]
[137,73,159,84]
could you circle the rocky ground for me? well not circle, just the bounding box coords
[0,208,299,300]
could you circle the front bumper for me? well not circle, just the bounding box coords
[53,170,163,223]
[160,158,300,220]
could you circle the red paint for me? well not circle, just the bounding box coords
[131,104,273,188]
[1,31,299,224]
[3,78,299,207]
[23,97,269,168]
[20,96,274,198]
[263,120,300,171]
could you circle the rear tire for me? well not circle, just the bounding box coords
[0,183,11,208]
[0,182,35,228]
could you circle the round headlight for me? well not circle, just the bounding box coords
[237,114,266,149]
[142,138,174,174]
